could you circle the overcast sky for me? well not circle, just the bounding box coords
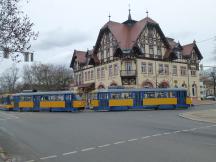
[1,0,216,72]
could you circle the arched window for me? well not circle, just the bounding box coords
[192,83,197,97]
[98,84,105,89]
[142,81,154,88]
[158,81,169,88]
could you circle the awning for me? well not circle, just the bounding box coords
[78,83,95,88]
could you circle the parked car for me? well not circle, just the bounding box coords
[206,96,216,101]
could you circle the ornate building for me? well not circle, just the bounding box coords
[70,12,203,98]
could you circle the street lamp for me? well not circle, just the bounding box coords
[187,59,190,96]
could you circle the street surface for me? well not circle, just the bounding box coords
[0,105,216,162]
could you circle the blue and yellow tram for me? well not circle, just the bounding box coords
[12,91,86,112]
[89,88,192,111]
[0,94,14,111]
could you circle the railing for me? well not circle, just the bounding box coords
[120,70,136,77]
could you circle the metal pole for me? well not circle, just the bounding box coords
[187,60,190,96]
[155,61,157,88]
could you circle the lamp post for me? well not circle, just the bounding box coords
[155,61,157,88]
[187,59,190,96]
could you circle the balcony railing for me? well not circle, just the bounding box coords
[120,70,136,77]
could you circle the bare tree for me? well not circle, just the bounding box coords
[0,66,19,93]
[22,63,73,91]
[0,0,38,61]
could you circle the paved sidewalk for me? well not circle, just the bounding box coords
[180,109,216,123]
[192,98,216,106]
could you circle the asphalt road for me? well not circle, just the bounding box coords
[0,105,216,162]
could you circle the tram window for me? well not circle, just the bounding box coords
[99,93,108,99]
[146,92,155,98]
[156,92,163,98]
[74,95,82,100]
[172,92,177,97]
[65,95,71,101]
[49,95,64,101]
[111,93,121,99]
[143,93,147,98]
[121,92,131,99]
[168,92,173,98]
[20,96,32,101]
[41,96,49,101]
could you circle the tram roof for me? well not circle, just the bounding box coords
[13,91,75,96]
[93,88,187,93]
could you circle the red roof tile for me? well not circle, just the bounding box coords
[182,43,194,56]
[74,50,86,64]
[101,17,158,50]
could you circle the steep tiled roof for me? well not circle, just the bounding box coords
[70,50,86,68]
[74,50,86,63]
[99,17,159,50]
[182,43,194,56]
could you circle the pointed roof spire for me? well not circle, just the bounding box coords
[146,10,149,18]
[108,12,111,21]
[128,9,132,20]
[128,3,132,20]
[122,3,137,26]
[128,4,132,20]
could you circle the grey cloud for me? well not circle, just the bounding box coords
[33,28,92,51]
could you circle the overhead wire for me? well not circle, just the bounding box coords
[197,36,216,43]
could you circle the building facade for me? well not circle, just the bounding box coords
[70,12,203,98]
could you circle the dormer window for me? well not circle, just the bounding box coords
[176,51,182,59]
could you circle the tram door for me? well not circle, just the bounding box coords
[176,91,186,104]
[13,96,19,108]
[65,94,72,108]
[33,96,40,110]
[134,92,142,107]
[99,93,108,108]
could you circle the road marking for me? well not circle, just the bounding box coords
[189,128,197,131]
[113,141,126,145]
[23,124,216,162]
[81,147,95,152]
[40,155,57,160]
[163,132,171,135]
[182,129,189,132]
[98,144,111,148]
[128,138,138,142]
[141,136,151,139]
[205,125,215,128]
[152,133,162,137]
[173,130,181,133]
[62,151,78,156]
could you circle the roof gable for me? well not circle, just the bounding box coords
[94,17,163,54]
[70,50,87,68]
[182,42,203,60]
